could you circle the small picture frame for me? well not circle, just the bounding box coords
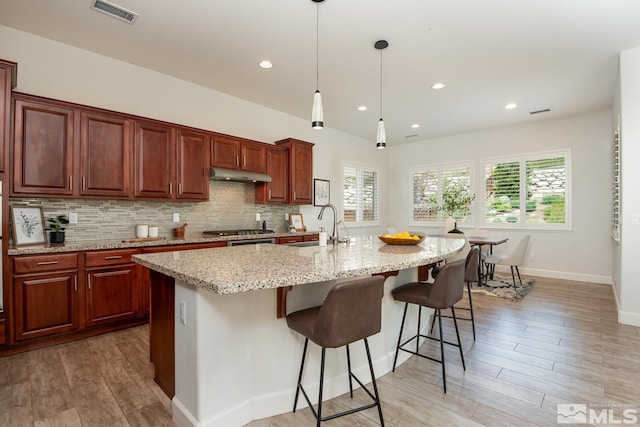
[11,206,47,246]
[290,213,305,232]
[314,179,330,207]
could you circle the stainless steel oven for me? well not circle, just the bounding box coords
[202,228,275,247]
[227,238,275,246]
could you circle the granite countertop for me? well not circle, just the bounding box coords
[7,231,320,256]
[132,235,465,294]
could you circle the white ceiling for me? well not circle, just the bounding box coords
[1,0,640,145]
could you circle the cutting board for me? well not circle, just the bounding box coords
[122,237,165,243]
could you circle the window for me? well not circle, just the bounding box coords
[343,163,379,225]
[412,162,473,224]
[483,150,570,229]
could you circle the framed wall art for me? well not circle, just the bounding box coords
[314,179,330,207]
[11,206,46,246]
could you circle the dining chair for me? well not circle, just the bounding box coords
[483,234,530,290]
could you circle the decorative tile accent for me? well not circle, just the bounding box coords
[10,181,296,244]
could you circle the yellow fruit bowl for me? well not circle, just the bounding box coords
[377,233,425,245]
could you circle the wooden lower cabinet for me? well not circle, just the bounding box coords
[86,265,138,326]
[12,251,80,342]
[13,271,79,341]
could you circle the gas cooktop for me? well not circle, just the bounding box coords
[202,229,275,237]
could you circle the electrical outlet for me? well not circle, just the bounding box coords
[173,213,180,223]
[180,302,187,325]
[256,213,261,221]
[284,213,289,220]
[69,212,78,224]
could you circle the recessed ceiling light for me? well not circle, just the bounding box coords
[258,60,273,69]
[505,103,517,110]
[411,124,420,128]
[357,105,367,111]
[431,82,445,90]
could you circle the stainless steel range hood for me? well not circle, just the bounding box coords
[209,167,272,183]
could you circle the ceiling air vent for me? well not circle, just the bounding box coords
[91,0,139,24]
[530,108,551,115]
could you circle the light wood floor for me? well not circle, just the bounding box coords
[2,276,639,426]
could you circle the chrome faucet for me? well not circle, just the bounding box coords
[317,203,339,243]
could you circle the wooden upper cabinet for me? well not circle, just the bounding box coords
[211,135,266,173]
[12,96,75,196]
[0,60,17,173]
[80,111,132,198]
[241,141,266,173]
[211,135,239,169]
[275,138,314,205]
[134,120,175,199]
[255,145,288,204]
[176,129,209,200]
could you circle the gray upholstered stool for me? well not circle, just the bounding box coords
[286,275,385,426]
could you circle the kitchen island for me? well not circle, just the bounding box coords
[133,235,464,427]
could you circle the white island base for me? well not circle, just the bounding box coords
[171,269,421,427]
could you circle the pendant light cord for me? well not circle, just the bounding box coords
[379,48,383,119]
[316,2,320,91]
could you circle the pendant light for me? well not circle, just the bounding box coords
[375,40,388,149]
[311,0,324,129]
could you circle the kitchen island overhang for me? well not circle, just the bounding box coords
[133,235,465,427]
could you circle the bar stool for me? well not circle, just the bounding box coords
[391,258,466,393]
[286,276,385,426]
[431,246,480,340]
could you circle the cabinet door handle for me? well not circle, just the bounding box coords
[36,260,58,266]
[268,189,271,199]
[87,275,91,290]
[69,176,73,191]
[236,155,240,166]
[293,191,296,200]
[169,182,173,195]
[82,176,86,191]
[74,275,78,292]
[179,183,183,195]
[104,255,123,260]
[243,157,246,167]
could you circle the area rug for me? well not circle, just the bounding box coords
[470,275,535,301]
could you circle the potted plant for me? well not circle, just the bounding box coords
[427,179,475,233]
[46,214,70,243]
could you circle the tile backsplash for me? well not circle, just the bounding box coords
[10,181,297,243]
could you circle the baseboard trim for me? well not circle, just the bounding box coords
[492,266,612,285]
[618,310,640,327]
[172,398,199,427]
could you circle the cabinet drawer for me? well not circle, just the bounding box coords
[277,236,303,244]
[304,234,319,242]
[14,253,78,274]
[85,249,138,267]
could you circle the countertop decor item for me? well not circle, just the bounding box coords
[313,178,330,206]
[377,232,425,245]
[11,206,47,246]
[173,223,188,238]
[289,213,305,232]
[46,214,70,244]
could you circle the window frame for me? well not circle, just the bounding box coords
[342,161,380,227]
[409,161,475,227]
[481,149,571,231]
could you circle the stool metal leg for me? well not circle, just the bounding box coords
[467,282,476,340]
[392,303,408,372]
[364,337,385,426]
[416,306,422,353]
[293,338,309,412]
[317,348,326,427]
[437,309,447,393]
[451,307,466,371]
[429,310,437,335]
[346,344,353,398]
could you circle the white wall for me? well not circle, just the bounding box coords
[0,25,387,235]
[388,110,613,284]
[618,46,640,326]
